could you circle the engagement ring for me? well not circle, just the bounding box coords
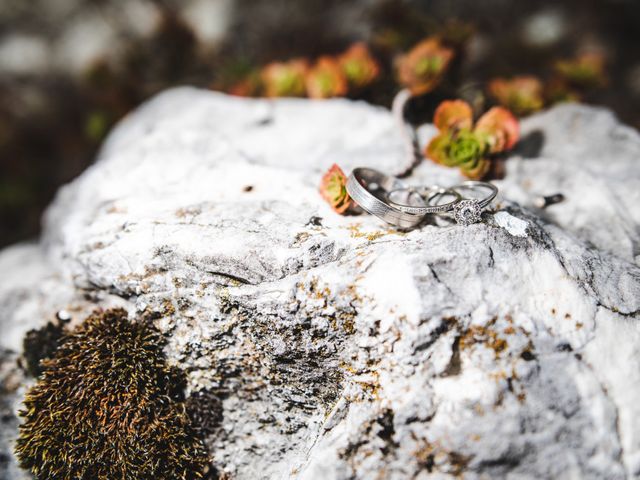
[449,181,498,225]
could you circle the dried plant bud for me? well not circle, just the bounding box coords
[306,57,348,99]
[15,308,211,479]
[554,52,606,89]
[426,100,520,180]
[338,42,380,88]
[397,38,454,96]
[488,76,544,116]
[261,59,309,98]
[320,164,352,214]
[533,193,565,209]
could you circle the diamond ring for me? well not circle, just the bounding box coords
[448,181,498,225]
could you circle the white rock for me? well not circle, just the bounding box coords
[493,211,529,237]
[1,89,639,479]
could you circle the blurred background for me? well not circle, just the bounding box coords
[1,0,639,248]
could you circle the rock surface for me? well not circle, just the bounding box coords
[1,88,640,479]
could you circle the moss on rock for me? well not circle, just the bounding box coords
[15,308,210,480]
[21,320,66,377]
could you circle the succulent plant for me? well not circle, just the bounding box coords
[396,38,454,96]
[15,308,211,480]
[426,100,519,179]
[488,76,544,116]
[261,59,309,97]
[319,163,353,214]
[228,70,263,97]
[305,56,348,99]
[555,52,606,89]
[338,42,380,89]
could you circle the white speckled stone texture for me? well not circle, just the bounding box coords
[1,89,639,479]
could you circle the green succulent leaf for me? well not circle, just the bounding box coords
[444,130,486,167]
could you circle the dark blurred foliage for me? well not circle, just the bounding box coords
[1,0,639,247]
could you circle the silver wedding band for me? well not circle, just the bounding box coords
[346,168,425,228]
[346,168,498,227]
[386,186,462,215]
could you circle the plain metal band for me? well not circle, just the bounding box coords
[346,168,425,228]
[450,181,498,209]
[386,186,462,215]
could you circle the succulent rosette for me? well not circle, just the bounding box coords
[320,164,352,214]
[306,57,348,99]
[397,38,454,95]
[261,59,308,97]
[555,53,606,88]
[338,42,380,88]
[426,100,519,179]
[488,76,544,116]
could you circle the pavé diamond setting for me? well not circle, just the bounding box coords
[453,199,482,225]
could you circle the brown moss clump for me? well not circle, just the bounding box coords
[15,308,210,480]
[22,320,65,377]
[185,390,223,437]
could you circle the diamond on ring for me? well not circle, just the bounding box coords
[453,199,482,225]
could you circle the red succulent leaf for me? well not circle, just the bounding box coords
[320,164,352,214]
[306,57,349,99]
[474,107,520,153]
[433,100,473,132]
[397,38,454,96]
[261,59,308,98]
[338,43,380,88]
[488,76,544,116]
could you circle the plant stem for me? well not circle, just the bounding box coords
[392,88,422,178]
